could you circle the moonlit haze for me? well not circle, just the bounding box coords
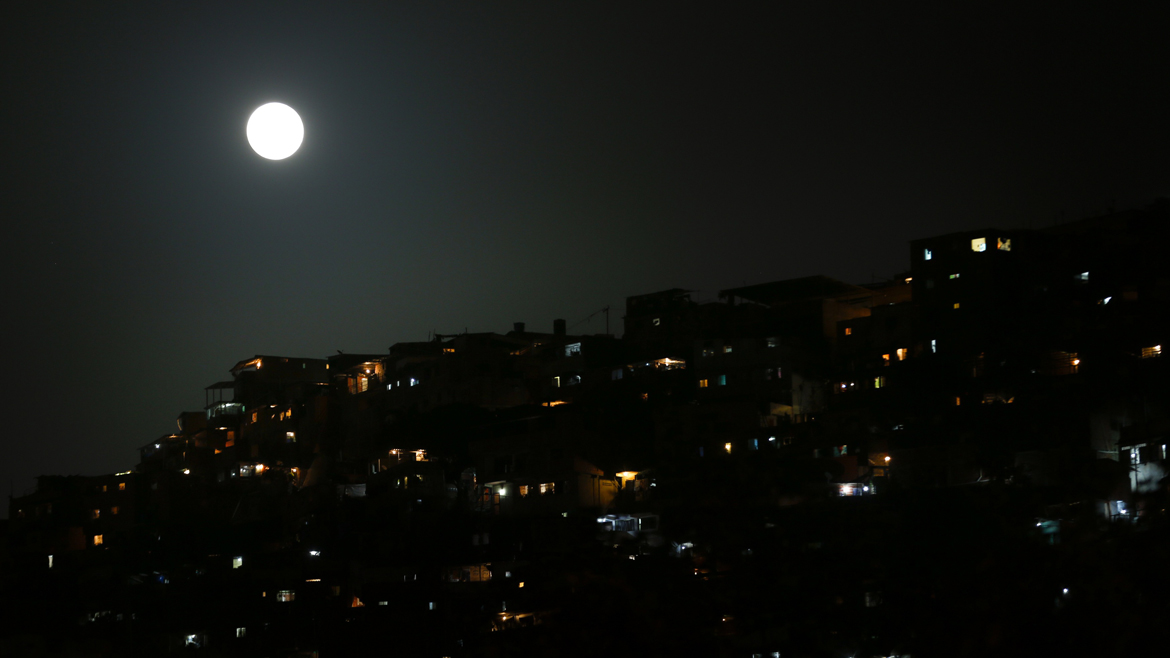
[246,102,304,160]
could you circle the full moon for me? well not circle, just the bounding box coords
[246,102,304,160]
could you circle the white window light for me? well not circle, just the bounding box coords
[971,237,987,252]
[925,249,932,261]
[48,555,54,569]
[236,627,246,638]
[309,549,321,557]
[1079,272,1089,282]
[931,339,937,354]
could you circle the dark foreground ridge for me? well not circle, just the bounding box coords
[4,201,1170,657]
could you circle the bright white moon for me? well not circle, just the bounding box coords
[246,102,304,160]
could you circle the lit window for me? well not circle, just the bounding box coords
[767,337,778,348]
[48,555,54,569]
[91,509,100,520]
[539,482,555,495]
[717,375,727,386]
[93,535,103,546]
[565,343,582,357]
[110,506,119,515]
[519,485,529,497]
[1141,345,1162,359]
[101,485,108,493]
[844,327,852,336]
[428,601,436,610]
[724,442,732,454]
[971,237,986,252]
[931,339,937,354]
[924,249,932,261]
[358,376,368,392]
[236,628,246,638]
[652,318,660,326]
[286,431,296,443]
[998,238,1011,251]
[949,273,960,280]
[955,396,961,406]
[233,556,243,569]
[277,590,295,602]
[552,376,560,387]
[612,368,623,380]
[1078,272,1089,282]
[953,303,960,310]
[698,379,708,388]
[251,412,258,423]
[896,348,908,361]
[882,354,890,366]
[723,345,733,353]
[874,376,885,389]
[701,348,714,357]
[410,378,419,386]
[118,482,126,491]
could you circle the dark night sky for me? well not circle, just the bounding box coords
[2,3,1168,508]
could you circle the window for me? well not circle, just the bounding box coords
[931,340,937,354]
[101,485,107,493]
[1078,272,1090,282]
[924,249,932,261]
[91,509,100,520]
[565,343,582,357]
[236,628,246,638]
[568,375,581,386]
[767,337,778,348]
[874,376,886,389]
[552,376,560,388]
[998,237,1011,251]
[949,273,960,280]
[652,318,660,326]
[277,590,295,602]
[251,412,258,423]
[519,485,529,497]
[971,237,986,252]
[539,482,555,495]
[233,556,243,569]
[611,369,623,380]
[93,535,103,546]
[1142,345,1162,359]
[48,555,53,569]
[844,327,852,336]
[717,375,727,386]
[882,354,890,366]
[953,303,961,309]
[724,442,732,454]
[955,396,961,406]
[358,376,368,392]
[723,345,733,354]
[701,348,714,357]
[896,348,908,361]
[286,431,296,443]
[110,506,119,515]
[410,378,419,386]
[118,482,126,491]
[698,379,708,388]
